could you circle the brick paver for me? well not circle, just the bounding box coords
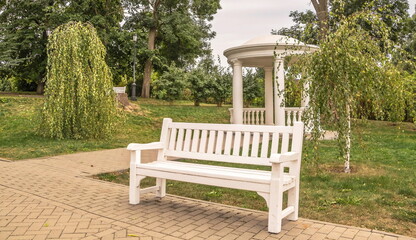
[0,149,414,240]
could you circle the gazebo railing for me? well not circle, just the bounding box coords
[229,107,305,126]
[229,108,266,125]
[285,107,305,126]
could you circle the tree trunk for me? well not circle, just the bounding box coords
[36,81,45,94]
[141,28,156,98]
[194,100,200,107]
[344,102,351,173]
[141,0,161,98]
[311,0,329,41]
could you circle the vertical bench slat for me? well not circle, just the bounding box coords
[215,131,224,154]
[183,129,192,152]
[176,128,184,151]
[251,132,260,157]
[191,130,200,152]
[199,130,208,153]
[281,133,289,153]
[260,133,269,158]
[270,132,279,155]
[232,132,242,156]
[242,132,251,157]
[224,131,233,155]
[168,128,177,150]
[207,130,216,154]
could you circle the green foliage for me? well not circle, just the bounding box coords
[115,74,131,87]
[187,68,211,106]
[0,76,15,91]
[401,12,416,72]
[40,22,118,139]
[152,64,187,102]
[273,10,319,44]
[296,11,407,171]
[0,0,124,92]
[187,56,232,107]
[404,73,416,123]
[331,0,410,43]
[243,68,263,107]
[284,68,303,107]
[208,66,232,107]
[123,0,221,97]
[276,0,411,45]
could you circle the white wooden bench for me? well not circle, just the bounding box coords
[127,118,304,233]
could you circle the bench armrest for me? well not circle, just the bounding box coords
[269,152,300,164]
[127,142,164,151]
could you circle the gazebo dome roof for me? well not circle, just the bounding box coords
[242,35,302,46]
[224,35,318,67]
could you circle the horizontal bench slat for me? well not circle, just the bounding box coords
[137,168,271,193]
[164,150,272,166]
[158,160,270,176]
[169,122,294,133]
[138,162,269,183]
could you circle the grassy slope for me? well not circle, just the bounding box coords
[0,96,229,160]
[1,96,415,236]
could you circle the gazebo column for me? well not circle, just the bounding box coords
[274,58,285,126]
[232,59,244,124]
[264,67,274,125]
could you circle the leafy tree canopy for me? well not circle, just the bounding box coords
[294,10,407,172]
[243,68,264,107]
[274,0,411,44]
[152,64,187,102]
[123,0,221,97]
[40,22,118,139]
[0,0,123,93]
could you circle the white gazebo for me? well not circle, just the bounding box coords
[224,35,318,126]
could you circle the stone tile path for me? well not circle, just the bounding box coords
[0,149,414,240]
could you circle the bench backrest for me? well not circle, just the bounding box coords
[159,118,304,166]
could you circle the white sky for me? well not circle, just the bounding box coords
[211,0,416,66]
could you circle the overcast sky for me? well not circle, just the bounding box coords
[211,0,416,66]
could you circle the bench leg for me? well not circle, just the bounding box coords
[129,168,145,204]
[156,178,166,198]
[268,180,283,233]
[287,180,299,221]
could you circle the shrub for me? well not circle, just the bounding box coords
[152,64,187,102]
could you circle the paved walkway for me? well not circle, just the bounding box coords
[0,149,414,240]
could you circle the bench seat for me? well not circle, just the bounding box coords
[136,161,296,193]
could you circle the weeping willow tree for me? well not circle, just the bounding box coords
[40,22,118,139]
[297,11,406,173]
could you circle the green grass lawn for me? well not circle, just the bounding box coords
[1,95,415,237]
[0,96,229,160]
